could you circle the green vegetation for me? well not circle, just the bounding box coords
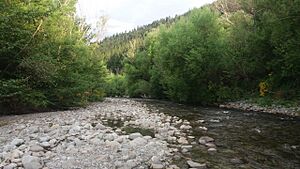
[1,0,299,114]
[0,0,107,113]
[103,0,300,105]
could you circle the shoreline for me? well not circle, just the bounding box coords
[219,101,300,117]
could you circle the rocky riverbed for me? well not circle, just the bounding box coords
[1,98,299,169]
[219,101,300,117]
[0,98,208,169]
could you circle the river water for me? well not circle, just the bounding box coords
[138,99,300,169]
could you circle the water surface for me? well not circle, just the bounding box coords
[139,99,300,169]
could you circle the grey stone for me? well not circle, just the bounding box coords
[130,137,147,146]
[11,149,23,159]
[30,145,44,152]
[11,138,25,147]
[129,133,142,140]
[199,136,214,145]
[39,136,51,143]
[177,137,188,144]
[40,142,51,148]
[3,163,18,169]
[187,160,207,168]
[151,163,164,169]
[22,155,43,169]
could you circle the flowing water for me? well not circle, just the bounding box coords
[139,99,300,169]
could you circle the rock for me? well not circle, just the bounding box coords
[178,137,189,144]
[151,156,161,164]
[130,137,147,146]
[180,125,192,130]
[28,126,39,133]
[196,120,205,123]
[22,155,43,169]
[151,163,164,169]
[129,133,143,140]
[11,138,25,147]
[209,119,220,123]
[103,133,116,141]
[205,143,216,148]
[30,145,44,152]
[167,165,180,169]
[187,160,207,168]
[69,125,81,134]
[198,126,208,131]
[3,163,18,169]
[11,149,23,159]
[181,145,193,150]
[106,141,120,152]
[208,148,217,153]
[39,136,51,143]
[40,142,51,148]
[199,136,214,145]
[95,123,106,130]
[181,148,189,153]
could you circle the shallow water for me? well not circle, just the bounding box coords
[139,99,300,169]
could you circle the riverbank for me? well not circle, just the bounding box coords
[219,100,300,117]
[0,98,209,169]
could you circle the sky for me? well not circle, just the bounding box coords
[76,0,215,37]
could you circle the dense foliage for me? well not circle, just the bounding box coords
[105,0,300,104]
[0,0,107,113]
[1,0,299,114]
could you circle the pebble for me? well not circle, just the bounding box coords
[187,160,207,168]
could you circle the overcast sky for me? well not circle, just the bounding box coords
[76,0,215,37]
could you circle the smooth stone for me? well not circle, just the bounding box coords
[205,143,216,148]
[151,156,161,164]
[181,145,193,150]
[130,137,147,146]
[11,149,23,159]
[199,136,214,145]
[187,160,207,168]
[181,148,189,153]
[208,148,217,153]
[129,133,143,140]
[11,138,25,147]
[30,145,44,152]
[180,125,192,130]
[39,136,51,143]
[151,163,164,169]
[199,127,208,131]
[3,163,18,169]
[40,142,51,148]
[22,155,43,169]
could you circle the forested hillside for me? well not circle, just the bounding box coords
[104,0,300,105]
[0,0,107,113]
[1,0,299,114]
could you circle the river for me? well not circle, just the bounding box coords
[138,99,300,169]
